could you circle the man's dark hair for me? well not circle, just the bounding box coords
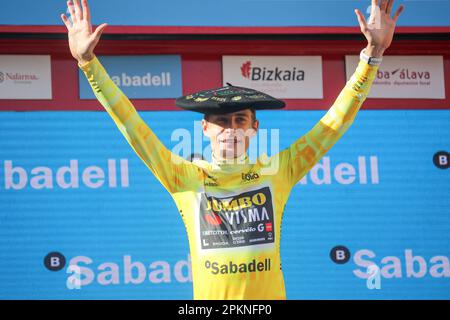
[204,108,256,122]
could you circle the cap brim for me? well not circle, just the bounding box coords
[176,85,286,115]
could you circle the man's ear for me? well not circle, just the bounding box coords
[201,118,210,138]
[253,119,259,131]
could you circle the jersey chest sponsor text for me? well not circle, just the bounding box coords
[199,186,275,250]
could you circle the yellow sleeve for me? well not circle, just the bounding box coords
[279,58,379,187]
[78,56,202,193]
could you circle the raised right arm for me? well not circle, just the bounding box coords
[62,0,203,193]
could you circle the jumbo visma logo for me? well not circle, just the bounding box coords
[203,190,268,226]
[199,187,275,250]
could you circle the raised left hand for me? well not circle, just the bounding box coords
[355,0,405,57]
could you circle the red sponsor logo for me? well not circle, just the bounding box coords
[205,212,222,226]
[241,61,251,79]
[265,222,272,232]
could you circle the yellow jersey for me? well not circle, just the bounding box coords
[79,56,378,299]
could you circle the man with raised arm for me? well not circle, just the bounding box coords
[62,0,404,300]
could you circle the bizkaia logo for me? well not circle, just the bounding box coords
[330,246,450,282]
[240,60,305,82]
[199,187,275,250]
[0,70,39,84]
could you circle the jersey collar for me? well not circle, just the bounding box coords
[211,151,250,166]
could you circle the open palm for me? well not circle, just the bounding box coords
[61,0,108,64]
[355,0,405,51]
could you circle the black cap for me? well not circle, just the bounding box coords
[175,83,286,115]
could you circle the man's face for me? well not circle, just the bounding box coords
[201,109,259,160]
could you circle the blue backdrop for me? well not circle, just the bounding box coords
[0,109,449,299]
[1,0,449,27]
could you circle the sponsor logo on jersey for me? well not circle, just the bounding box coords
[199,187,275,249]
[204,258,271,275]
[241,171,260,183]
[204,174,219,187]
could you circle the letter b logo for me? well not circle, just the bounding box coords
[44,252,66,271]
[330,245,351,264]
[433,151,449,169]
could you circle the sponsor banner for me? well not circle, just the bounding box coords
[0,55,52,99]
[79,55,182,99]
[222,56,323,99]
[345,55,446,99]
[0,109,449,299]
